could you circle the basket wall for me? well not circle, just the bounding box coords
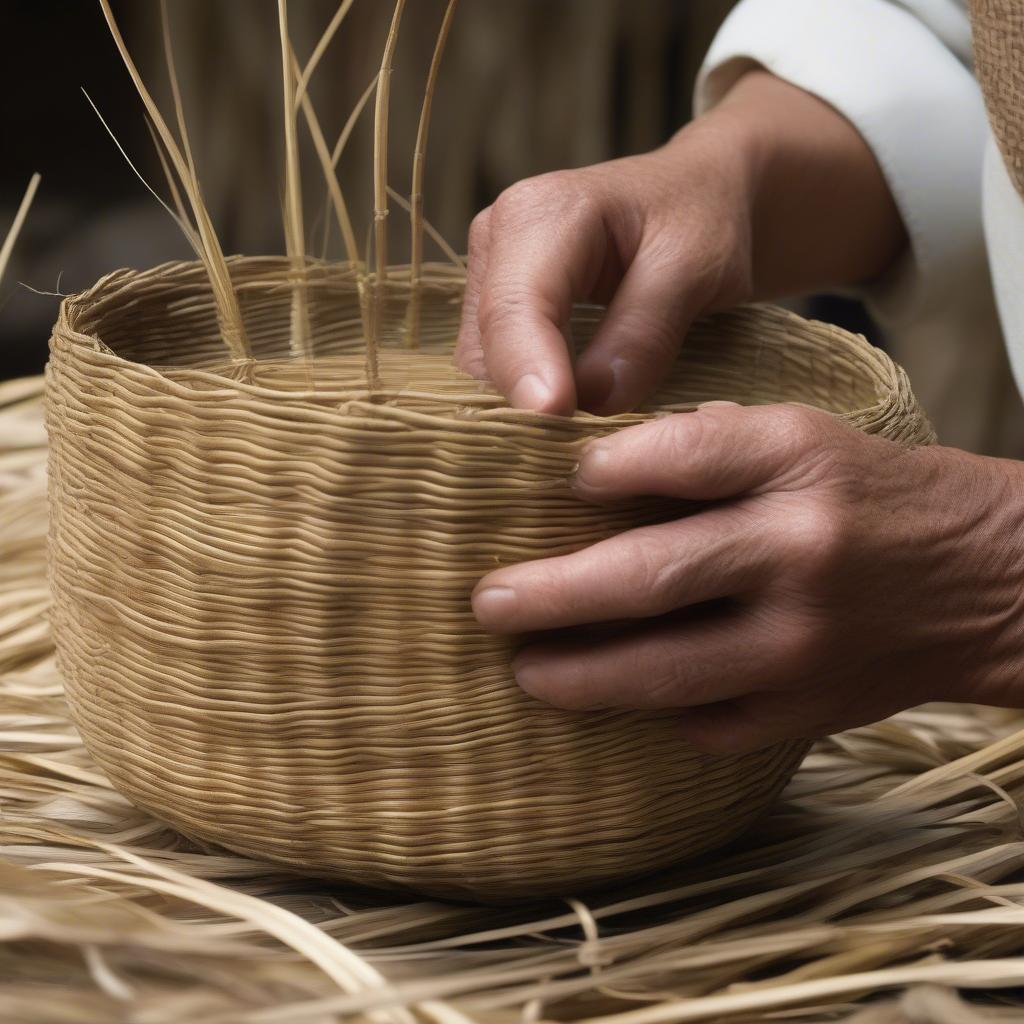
[45,258,933,901]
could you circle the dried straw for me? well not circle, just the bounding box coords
[362,0,407,386]
[96,0,250,360]
[6,380,1024,1020]
[278,0,312,358]
[407,0,458,348]
[0,173,41,287]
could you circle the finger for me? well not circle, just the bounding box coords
[573,403,843,502]
[511,605,785,711]
[454,206,492,379]
[675,693,818,755]
[472,504,773,634]
[575,243,698,413]
[477,179,610,414]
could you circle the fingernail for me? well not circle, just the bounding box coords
[579,358,633,413]
[472,585,518,626]
[572,443,612,490]
[603,357,634,411]
[698,400,740,409]
[510,373,553,411]
[512,658,543,695]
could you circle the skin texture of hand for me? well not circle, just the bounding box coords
[455,70,907,416]
[472,404,1024,754]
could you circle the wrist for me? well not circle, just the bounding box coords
[924,448,1024,709]
[687,68,907,299]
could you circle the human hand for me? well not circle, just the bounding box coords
[472,403,1024,753]
[455,71,906,416]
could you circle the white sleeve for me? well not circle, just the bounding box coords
[694,0,988,328]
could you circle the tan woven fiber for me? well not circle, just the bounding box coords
[971,0,1024,198]
[45,256,933,902]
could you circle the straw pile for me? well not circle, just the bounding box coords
[7,377,1024,1021]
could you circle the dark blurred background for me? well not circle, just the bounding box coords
[2,0,1022,454]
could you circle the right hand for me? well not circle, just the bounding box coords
[454,71,907,416]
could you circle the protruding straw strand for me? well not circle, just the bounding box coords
[386,187,463,271]
[294,0,357,113]
[144,117,195,244]
[373,0,406,288]
[83,90,195,244]
[289,47,369,347]
[96,0,250,361]
[0,174,40,288]
[320,74,379,261]
[146,121,188,228]
[278,0,311,359]
[288,51,360,270]
[159,0,199,189]
[332,75,380,173]
[407,0,458,348]
[367,0,406,387]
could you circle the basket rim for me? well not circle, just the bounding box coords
[51,255,914,431]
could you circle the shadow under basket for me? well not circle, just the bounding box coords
[45,257,934,902]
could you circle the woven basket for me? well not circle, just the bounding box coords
[45,257,933,901]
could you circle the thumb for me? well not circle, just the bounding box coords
[575,244,700,414]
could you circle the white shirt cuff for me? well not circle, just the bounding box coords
[695,0,988,327]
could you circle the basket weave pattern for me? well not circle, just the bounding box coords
[46,258,933,901]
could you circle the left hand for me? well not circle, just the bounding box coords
[471,403,1024,753]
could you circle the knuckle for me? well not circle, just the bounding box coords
[477,284,562,343]
[764,407,857,491]
[477,289,529,336]
[493,172,589,222]
[650,412,743,493]
[468,207,493,250]
[766,405,826,456]
[784,496,850,580]
[650,413,700,467]
[493,177,552,216]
